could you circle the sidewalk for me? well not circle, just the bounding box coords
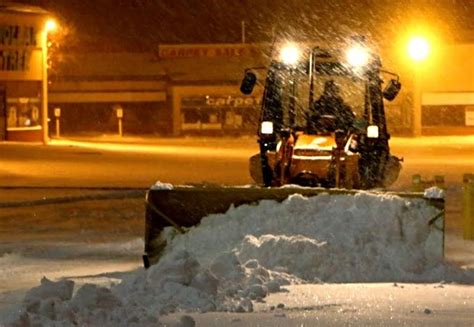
[49,133,257,148]
[51,132,474,147]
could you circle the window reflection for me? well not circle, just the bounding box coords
[6,98,40,128]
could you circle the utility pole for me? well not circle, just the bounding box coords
[41,29,49,145]
[412,67,422,137]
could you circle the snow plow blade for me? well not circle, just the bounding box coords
[143,185,444,268]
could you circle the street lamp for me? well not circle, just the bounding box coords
[45,19,57,32]
[407,35,430,136]
[41,18,57,145]
[408,36,430,62]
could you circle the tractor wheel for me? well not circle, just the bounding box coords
[382,156,402,187]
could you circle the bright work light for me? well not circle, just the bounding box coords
[261,121,274,134]
[346,45,369,67]
[279,44,300,66]
[367,125,379,138]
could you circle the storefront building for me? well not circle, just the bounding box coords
[0,4,472,140]
[419,42,474,135]
[170,85,262,136]
[48,38,474,137]
[49,43,266,137]
[0,3,50,142]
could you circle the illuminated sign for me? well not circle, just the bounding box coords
[158,45,262,58]
[0,24,37,72]
[205,95,261,107]
[182,95,261,108]
[0,25,37,46]
[0,50,30,71]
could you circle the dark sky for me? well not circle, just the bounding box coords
[15,0,474,51]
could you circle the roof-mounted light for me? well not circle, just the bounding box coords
[346,45,369,68]
[279,43,300,66]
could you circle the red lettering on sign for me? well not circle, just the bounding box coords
[158,46,263,58]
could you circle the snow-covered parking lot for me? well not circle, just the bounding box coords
[1,189,473,326]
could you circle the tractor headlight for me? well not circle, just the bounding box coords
[367,125,379,138]
[346,45,369,68]
[261,121,274,134]
[279,44,300,66]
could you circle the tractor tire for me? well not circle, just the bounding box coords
[382,156,402,188]
[249,153,264,185]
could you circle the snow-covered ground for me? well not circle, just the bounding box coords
[161,283,474,327]
[1,189,473,326]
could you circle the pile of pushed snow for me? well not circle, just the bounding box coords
[166,191,467,283]
[150,181,174,190]
[5,191,474,326]
[424,186,445,199]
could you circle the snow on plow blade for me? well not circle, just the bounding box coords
[143,185,444,268]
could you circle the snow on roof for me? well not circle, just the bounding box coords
[0,2,48,15]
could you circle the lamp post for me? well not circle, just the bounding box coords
[41,19,57,145]
[407,36,430,137]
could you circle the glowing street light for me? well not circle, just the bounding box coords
[45,19,57,32]
[41,18,58,145]
[407,36,430,62]
[407,35,431,136]
[279,44,300,66]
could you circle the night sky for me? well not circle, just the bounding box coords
[14,0,474,51]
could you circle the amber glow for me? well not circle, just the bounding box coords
[45,19,58,32]
[408,36,430,62]
[346,45,369,67]
[279,43,300,66]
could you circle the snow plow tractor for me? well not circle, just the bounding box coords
[142,41,445,269]
[242,43,402,189]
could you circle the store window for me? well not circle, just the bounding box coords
[180,95,260,133]
[422,105,467,126]
[7,97,41,128]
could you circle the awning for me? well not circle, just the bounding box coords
[49,91,166,103]
[422,92,474,106]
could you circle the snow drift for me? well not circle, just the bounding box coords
[4,191,474,326]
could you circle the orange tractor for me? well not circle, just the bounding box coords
[242,42,402,189]
[141,41,432,269]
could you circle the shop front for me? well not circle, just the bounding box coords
[181,94,261,134]
[416,42,474,135]
[47,38,474,137]
[169,85,262,136]
[421,92,474,135]
[0,3,49,142]
[49,88,169,135]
